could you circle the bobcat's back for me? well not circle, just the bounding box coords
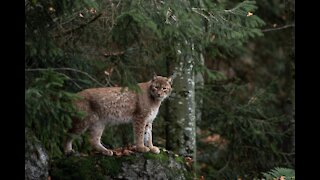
[64,75,173,156]
[75,87,138,125]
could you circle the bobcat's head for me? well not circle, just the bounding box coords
[149,75,174,101]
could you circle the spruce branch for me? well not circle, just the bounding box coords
[191,8,210,21]
[25,68,104,87]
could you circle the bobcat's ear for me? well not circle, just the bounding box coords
[167,72,176,85]
[152,72,157,81]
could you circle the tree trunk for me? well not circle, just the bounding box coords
[166,43,196,159]
[195,53,204,124]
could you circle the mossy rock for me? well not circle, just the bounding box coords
[50,149,193,180]
[25,128,49,180]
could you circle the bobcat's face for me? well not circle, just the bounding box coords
[150,76,172,101]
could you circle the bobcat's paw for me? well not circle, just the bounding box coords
[65,149,75,156]
[136,146,150,153]
[65,150,80,157]
[149,146,160,154]
[102,149,114,156]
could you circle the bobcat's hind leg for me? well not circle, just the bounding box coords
[64,118,89,155]
[88,123,113,156]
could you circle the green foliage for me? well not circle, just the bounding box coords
[50,156,109,180]
[194,0,294,178]
[25,0,102,69]
[197,81,294,179]
[262,167,295,180]
[204,0,264,60]
[25,1,293,179]
[50,152,192,180]
[143,150,169,163]
[100,124,134,150]
[201,0,265,40]
[25,70,84,157]
[112,10,160,46]
[103,0,266,79]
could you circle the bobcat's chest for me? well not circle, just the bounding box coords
[146,108,159,123]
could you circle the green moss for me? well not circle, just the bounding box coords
[174,155,184,164]
[97,156,123,176]
[184,171,196,180]
[50,156,105,180]
[143,150,169,163]
[50,154,139,179]
[50,151,193,179]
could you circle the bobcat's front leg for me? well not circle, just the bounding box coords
[88,122,113,156]
[133,119,150,153]
[145,123,160,154]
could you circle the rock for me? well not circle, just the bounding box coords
[50,148,193,180]
[25,128,49,180]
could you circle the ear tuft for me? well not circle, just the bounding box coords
[168,72,176,85]
[152,72,157,81]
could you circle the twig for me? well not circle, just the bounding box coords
[217,156,230,173]
[69,78,83,89]
[103,50,125,57]
[59,73,83,90]
[191,8,210,22]
[25,68,104,87]
[54,13,103,38]
[262,24,294,32]
[224,2,242,14]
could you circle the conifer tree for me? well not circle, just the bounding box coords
[25,1,294,178]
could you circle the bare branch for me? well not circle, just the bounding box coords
[191,8,210,22]
[25,68,105,87]
[103,50,125,57]
[262,24,294,32]
[54,13,103,38]
[59,73,83,90]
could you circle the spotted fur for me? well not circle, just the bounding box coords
[64,75,173,156]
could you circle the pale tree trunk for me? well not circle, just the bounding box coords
[290,61,295,157]
[166,43,196,159]
[195,53,204,124]
[291,73,295,152]
[164,0,204,169]
[195,0,205,124]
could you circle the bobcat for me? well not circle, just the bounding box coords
[64,75,173,156]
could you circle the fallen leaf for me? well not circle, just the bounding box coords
[185,156,193,167]
[247,12,253,17]
[123,149,134,156]
[113,150,122,156]
[48,7,55,13]
[104,67,114,76]
[90,8,97,14]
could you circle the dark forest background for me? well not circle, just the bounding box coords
[25,0,294,179]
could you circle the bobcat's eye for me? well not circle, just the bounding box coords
[162,87,167,90]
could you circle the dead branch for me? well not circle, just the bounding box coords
[25,67,104,87]
[54,13,103,38]
[262,24,294,32]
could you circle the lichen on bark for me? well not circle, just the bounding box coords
[166,43,196,159]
